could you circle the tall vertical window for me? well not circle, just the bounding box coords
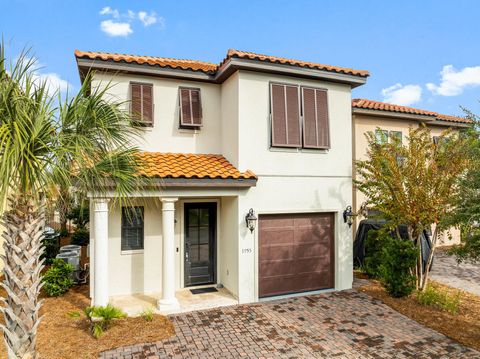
[121,207,144,251]
[179,87,202,128]
[301,86,330,149]
[130,83,154,126]
[270,83,301,147]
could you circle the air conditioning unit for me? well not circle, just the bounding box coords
[56,251,80,271]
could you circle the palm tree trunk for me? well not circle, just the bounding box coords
[0,195,45,359]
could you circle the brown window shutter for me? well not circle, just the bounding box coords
[301,87,330,149]
[180,88,202,127]
[142,84,153,125]
[270,83,301,147]
[130,83,153,126]
[131,83,142,122]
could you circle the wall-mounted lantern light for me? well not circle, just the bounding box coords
[245,208,258,233]
[343,205,355,227]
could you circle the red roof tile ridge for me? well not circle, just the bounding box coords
[75,49,217,66]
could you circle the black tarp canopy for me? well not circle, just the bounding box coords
[353,218,433,272]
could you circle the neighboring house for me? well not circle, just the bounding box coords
[352,99,471,246]
[75,49,369,310]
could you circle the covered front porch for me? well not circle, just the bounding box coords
[89,152,257,315]
[110,285,238,316]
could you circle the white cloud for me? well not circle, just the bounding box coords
[35,72,72,96]
[427,65,480,96]
[138,11,158,26]
[100,20,133,37]
[381,83,422,106]
[127,10,136,19]
[99,6,119,18]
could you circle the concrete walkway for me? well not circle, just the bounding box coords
[430,251,480,295]
[100,289,477,358]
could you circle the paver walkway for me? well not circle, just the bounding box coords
[100,289,478,359]
[430,250,480,295]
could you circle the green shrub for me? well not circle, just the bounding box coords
[71,228,90,246]
[41,233,60,265]
[140,307,154,322]
[67,204,90,228]
[85,305,126,339]
[417,285,462,314]
[42,259,75,297]
[59,228,70,238]
[363,230,390,278]
[380,238,418,298]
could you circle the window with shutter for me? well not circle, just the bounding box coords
[270,83,301,147]
[301,87,330,149]
[130,83,153,126]
[179,87,202,128]
[121,207,144,251]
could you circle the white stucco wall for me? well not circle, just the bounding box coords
[234,71,354,303]
[92,73,223,154]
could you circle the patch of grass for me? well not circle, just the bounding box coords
[417,284,462,314]
[67,310,81,318]
[140,307,155,322]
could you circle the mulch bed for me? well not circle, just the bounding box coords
[357,273,480,351]
[0,285,175,359]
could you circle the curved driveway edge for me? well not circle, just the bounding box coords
[100,290,478,358]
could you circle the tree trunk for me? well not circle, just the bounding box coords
[420,225,439,291]
[0,196,45,359]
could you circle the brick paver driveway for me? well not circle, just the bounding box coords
[100,289,478,359]
[431,250,480,295]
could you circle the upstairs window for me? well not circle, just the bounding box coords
[301,86,330,149]
[179,87,202,128]
[389,131,402,143]
[270,83,302,147]
[375,129,389,144]
[130,82,154,126]
[121,207,144,251]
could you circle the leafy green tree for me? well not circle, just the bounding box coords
[445,110,480,263]
[355,126,469,291]
[0,43,140,359]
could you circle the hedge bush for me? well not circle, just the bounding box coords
[71,228,90,246]
[42,259,75,297]
[363,230,390,278]
[379,237,418,298]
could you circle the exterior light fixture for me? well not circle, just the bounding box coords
[245,208,258,233]
[343,205,355,227]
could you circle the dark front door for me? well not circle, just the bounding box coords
[184,203,216,286]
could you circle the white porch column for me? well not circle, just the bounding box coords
[158,197,180,311]
[93,198,109,306]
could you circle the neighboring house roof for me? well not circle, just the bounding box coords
[137,152,256,181]
[352,99,471,125]
[75,49,369,87]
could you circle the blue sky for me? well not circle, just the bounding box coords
[2,0,480,116]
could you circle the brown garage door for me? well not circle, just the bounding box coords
[258,213,334,298]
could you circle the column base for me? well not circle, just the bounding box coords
[157,297,180,312]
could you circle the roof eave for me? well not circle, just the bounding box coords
[76,56,368,87]
[216,57,368,88]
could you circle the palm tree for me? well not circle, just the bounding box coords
[0,43,140,358]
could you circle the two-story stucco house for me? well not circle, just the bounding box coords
[75,49,369,313]
[351,99,471,246]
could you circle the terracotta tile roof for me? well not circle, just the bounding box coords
[223,49,370,77]
[352,99,436,116]
[75,49,368,78]
[352,99,471,124]
[74,50,218,73]
[137,152,257,180]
